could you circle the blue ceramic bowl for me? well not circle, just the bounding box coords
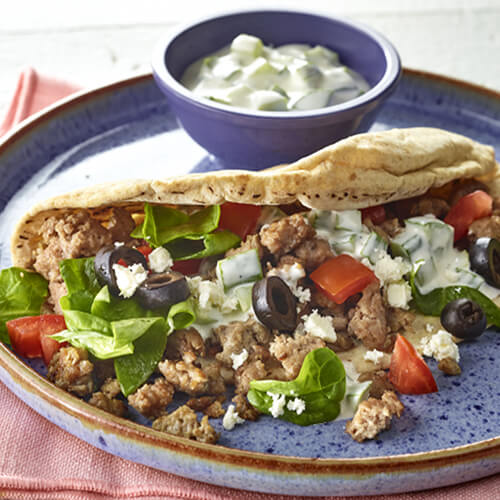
[152,9,402,169]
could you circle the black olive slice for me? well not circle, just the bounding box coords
[94,245,148,296]
[440,298,487,340]
[135,271,190,310]
[470,237,500,287]
[252,276,297,332]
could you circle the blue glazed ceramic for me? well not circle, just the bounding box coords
[151,9,401,169]
[0,70,499,496]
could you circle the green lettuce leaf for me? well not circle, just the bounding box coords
[132,204,220,248]
[410,275,500,327]
[90,286,149,321]
[247,348,346,426]
[166,230,241,260]
[59,257,100,312]
[0,268,48,345]
[114,318,169,396]
[167,298,195,331]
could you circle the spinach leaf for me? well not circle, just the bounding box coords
[0,268,48,345]
[410,275,500,327]
[59,257,100,312]
[247,348,346,426]
[90,286,150,321]
[132,204,220,248]
[166,230,241,260]
[62,309,112,336]
[167,298,195,330]
[114,317,169,396]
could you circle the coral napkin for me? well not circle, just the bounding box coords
[0,67,498,500]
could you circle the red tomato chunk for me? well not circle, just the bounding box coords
[310,254,378,304]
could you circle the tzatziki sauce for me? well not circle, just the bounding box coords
[181,34,370,112]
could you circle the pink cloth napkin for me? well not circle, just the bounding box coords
[0,67,498,500]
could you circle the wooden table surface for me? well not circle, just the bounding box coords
[1,0,499,119]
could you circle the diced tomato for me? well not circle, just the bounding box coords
[310,254,378,304]
[218,202,262,240]
[39,315,67,365]
[7,316,43,358]
[6,315,66,364]
[361,205,386,225]
[136,244,153,261]
[117,258,127,267]
[172,259,201,275]
[444,190,493,241]
[388,334,438,395]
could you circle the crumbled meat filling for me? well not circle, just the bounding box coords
[158,354,209,396]
[225,233,265,259]
[358,370,396,399]
[409,196,450,219]
[293,237,334,272]
[232,393,261,421]
[88,391,126,417]
[259,213,315,258]
[345,391,404,442]
[269,333,325,379]
[438,357,461,376]
[128,377,175,418]
[47,346,94,396]
[468,215,500,242]
[165,328,205,360]
[348,282,389,350]
[152,405,219,444]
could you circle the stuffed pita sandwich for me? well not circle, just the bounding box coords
[2,127,499,443]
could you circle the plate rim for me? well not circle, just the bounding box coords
[0,67,499,491]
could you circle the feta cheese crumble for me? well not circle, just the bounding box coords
[267,262,311,304]
[302,309,337,343]
[374,254,411,285]
[148,247,173,273]
[230,349,249,370]
[267,392,286,418]
[420,330,460,362]
[222,404,245,430]
[286,397,306,415]
[386,281,412,310]
[187,276,239,314]
[112,263,148,298]
[364,349,384,364]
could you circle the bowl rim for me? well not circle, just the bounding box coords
[151,7,402,120]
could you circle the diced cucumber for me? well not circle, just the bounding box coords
[360,232,388,264]
[230,34,263,59]
[230,283,254,312]
[335,210,363,232]
[216,249,263,291]
[271,85,289,98]
[297,63,323,88]
[292,89,332,111]
[312,210,337,232]
[251,90,288,111]
[330,230,357,254]
[329,87,363,105]
[305,45,339,66]
[414,259,437,288]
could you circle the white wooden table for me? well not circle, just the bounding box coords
[1,0,499,119]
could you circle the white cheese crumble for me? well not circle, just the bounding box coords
[148,247,173,273]
[113,241,124,247]
[364,349,384,364]
[286,397,306,415]
[374,254,411,285]
[420,330,460,362]
[267,262,311,304]
[112,263,148,298]
[222,404,245,430]
[267,392,286,418]
[187,276,239,314]
[426,323,434,333]
[386,281,412,310]
[230,349,249,370]
[302,309,337,343]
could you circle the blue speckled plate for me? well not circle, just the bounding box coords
[0,70,499,496]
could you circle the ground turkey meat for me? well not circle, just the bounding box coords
[128,377,175,418]
[345,391,404,442]
[348,282,389,350]
[293,237,334,272]
[158,353,208,396]
[232,393,260,421]
[259,213,315,258]
[468,215,500,242]
[47,346,94,396]
[152,405,219,444]
[214,319,272,368]
[358,370,396,399]
[33,208,135,312]
[309,290,349,331]
[225,233,265,259]
[165,328,205,360]
[88,391,126,417]
[187,396,226,418]
[409,196,450,219]
[269,333,326,379]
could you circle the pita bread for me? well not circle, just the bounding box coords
[11,127,497,270]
